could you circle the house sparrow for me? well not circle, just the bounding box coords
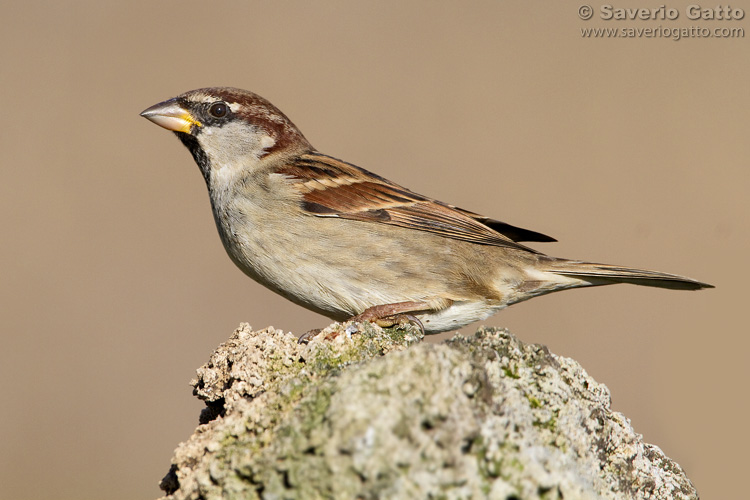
[141,87,712,334]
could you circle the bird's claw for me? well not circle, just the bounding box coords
[297,328,322,344]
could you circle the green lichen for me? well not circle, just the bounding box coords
[302,323,423,377]
[532,408,559,433]
[503,364,521,379]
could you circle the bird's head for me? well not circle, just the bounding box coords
[141,87,312,185]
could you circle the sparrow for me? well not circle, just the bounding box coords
[140,87,712,334]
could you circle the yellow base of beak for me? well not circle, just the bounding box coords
[140,99,202,133]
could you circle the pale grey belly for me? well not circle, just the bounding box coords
[217,207,501,318]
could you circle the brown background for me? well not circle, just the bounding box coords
[1,1,746,498]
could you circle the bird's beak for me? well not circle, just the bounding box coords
[140,98,203,133]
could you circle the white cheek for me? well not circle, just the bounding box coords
[196,122,276,195]
[197,122,274,167]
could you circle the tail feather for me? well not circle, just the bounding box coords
[544,259,713,291]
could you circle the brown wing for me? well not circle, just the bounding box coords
[277,152,555,253]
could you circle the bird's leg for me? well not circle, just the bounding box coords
[349,301,434,335]
[297,301,435,344]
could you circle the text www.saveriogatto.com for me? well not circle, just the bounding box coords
[578,4,745,40]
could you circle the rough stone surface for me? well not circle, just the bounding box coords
[157,322,698,500]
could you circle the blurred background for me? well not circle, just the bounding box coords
[1,1,746,498]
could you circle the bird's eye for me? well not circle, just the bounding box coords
[208,102,228,118]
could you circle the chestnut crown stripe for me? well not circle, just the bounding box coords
[189,87,314,154]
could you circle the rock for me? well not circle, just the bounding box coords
[157,322,698,500]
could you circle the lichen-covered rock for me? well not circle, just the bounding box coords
[158,323,698,500]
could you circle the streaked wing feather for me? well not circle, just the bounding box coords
[278,152,548,253]
[452,207,557,243]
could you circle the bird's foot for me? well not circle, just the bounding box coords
[353,312,425,335]
[350,301,429,335]
[298,301,431,343]
[297,328,323,344]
